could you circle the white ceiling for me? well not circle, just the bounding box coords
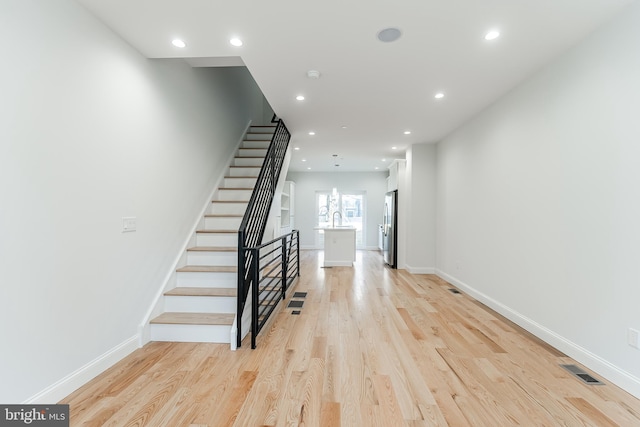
[77,0,633,172]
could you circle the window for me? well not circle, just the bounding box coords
[315,190,366,248]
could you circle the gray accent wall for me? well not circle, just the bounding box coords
[0,0,266,402]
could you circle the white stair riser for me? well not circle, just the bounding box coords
[238,148,267,157]
[242,140,271,148]
[176,271,237,287]
[210,202,247,215]
[244,133,273,142]
[196,233,237,247]
[164,296,236,313]
[150,324,231,343]
[187,251,237,266]
[216,190,252,202]
[224,177,257,188]
[234,157,264,167]
[204,216,242,229]
[249,126,276,134]
[228,167,260,177]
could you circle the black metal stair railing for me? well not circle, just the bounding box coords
[246,230,300,348]
[237,117,292,348]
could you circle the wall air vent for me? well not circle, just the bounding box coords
[560,364,604,385]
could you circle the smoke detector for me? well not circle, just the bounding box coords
[307,70,321,79]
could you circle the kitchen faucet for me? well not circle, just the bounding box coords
[332,211,343,228]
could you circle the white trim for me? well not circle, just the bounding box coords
[138,120,252,347]
[435,269,640,400]
[323,261,353,267]
[406,265,435,274]
[24,335,139,404]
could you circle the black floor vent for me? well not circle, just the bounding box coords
[448,288,461,294]
[291,310,301,315]
[287,300,304,308]
[293,292,307,298]
[560,364,604,385]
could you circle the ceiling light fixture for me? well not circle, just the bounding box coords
[307,70,321,79]
[172,39,186,48]
[230,37,243,47]
[302,159,307,162]
[435,92,445,99]
[404,131,411,135]
[484,30,500,41]
[296,95,305,101]
[307,167,311,170]
[392,146,398,150]
[377,27,402,43]
[294,147,300,150]
[308,131,315,135]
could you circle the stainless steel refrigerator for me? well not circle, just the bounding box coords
[383,190,398,268]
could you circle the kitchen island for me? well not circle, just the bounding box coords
[315,227,356,267]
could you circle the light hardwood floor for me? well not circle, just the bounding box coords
[62,250,640,426]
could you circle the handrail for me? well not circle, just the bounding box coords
[246,230,300,348]
[237,117,291,348]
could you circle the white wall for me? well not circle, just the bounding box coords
[0,0,266,402]
[405,144,437,273]
[285,172,388,249]
[436,2,640,397]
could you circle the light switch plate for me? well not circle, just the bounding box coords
[122,217,137,232]
[628,328,639,349]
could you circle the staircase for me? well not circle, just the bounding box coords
[149,125,276,344]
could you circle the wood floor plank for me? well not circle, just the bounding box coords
[61,250,640,426]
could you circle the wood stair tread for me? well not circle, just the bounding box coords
[165,287,237,297]
[211,200,248,204]
[187,246,238,252]
[150,312,234,325]
[177,265,237,273]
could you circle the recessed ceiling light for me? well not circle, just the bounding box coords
[382,158,387,161]
[377,27,402,43]
[294,147,300,150]
[404,131,411,135]
[435,92,445,99]
[307,70,321,79]
[172,39,186,48]
[375,167,379,170]
[392,146,397,150]
[341,125,347,129]
[296,95,305,101]
[308,131,315,136]
[485,30,500,41]
[230,37,243,47]
[307,167,311,170]
[302,159,307,162]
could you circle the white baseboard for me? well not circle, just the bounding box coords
[435,269,640,400]
[406,264,435,274]
[25,335,139,404]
